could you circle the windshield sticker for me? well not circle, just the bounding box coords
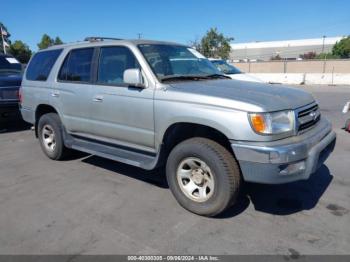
[187,48,206,59]
[6,57,20,64]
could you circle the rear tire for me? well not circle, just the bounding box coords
[38,113,70,160]
[166,137,241,217]
[345,119,350,132]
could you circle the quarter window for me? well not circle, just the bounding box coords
[97,46,140,85]
[26,49,62,81]
[58,48,94,82]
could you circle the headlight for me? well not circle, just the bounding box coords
[248,110,295,135]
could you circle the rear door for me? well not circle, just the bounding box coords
[51,47,95,134]
[89,46,155,151]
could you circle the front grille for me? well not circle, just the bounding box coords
[297,104,321,132]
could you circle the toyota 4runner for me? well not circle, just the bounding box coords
[20,37,336,216]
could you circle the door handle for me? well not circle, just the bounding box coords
[93,95,103,102]
[51,91,60,97]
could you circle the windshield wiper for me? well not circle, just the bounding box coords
[161,75,208,82]
[161,74,229,82]
[204,74,231,79]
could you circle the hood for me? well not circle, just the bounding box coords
[0,74,22,88]
[228,73,262,83]
[167,79,315,112]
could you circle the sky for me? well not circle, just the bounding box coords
[2,0,350,51]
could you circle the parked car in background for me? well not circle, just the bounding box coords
[209,58,262,83]
[0,54,22,123]
[21,38,336,216]
[343,101,350,131]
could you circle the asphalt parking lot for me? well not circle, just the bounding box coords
[0,85,349,255]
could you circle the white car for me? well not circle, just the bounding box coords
[209,58,262,83]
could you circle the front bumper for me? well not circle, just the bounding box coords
[231,118,336,184]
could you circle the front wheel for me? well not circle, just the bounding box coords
[166,138,241,217]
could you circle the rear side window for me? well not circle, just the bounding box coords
[58,48,94,82]
[26,49,62,81]
[97,46,140,85]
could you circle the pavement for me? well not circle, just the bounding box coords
[0,85,349,255]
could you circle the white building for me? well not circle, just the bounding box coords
[230,36,344,61]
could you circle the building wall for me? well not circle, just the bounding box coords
[229,37,344,61]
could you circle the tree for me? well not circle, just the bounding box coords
[54,37,63,45]
[9,40,32,63]
[188,37,202,52]
[0,22,11,53]
[37,34,64,50]
[199,28,234,59]
[315,52,340,59]
[37,34,54,49]
[332,36,350,58]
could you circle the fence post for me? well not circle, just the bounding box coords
[248,61,251,73]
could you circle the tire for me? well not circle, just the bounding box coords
[345,119,350,132]
[166,137,241,217]
[37,113,70,160]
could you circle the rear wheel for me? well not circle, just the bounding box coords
[38,113,70,160]
[345,119,350,132]
[166,137,241,217]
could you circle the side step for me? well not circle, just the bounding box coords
[63,133,159,170]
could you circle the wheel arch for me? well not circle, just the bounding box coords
[156,121,235,167]
[34,104,60,137]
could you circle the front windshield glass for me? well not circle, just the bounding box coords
[0,56,22,74]
[138,44,222,80]
[211,60,241,74]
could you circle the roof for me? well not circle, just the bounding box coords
[45,38,187,51]
[230,36,344,50]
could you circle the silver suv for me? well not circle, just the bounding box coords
[20,37,336,216]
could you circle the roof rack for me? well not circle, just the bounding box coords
[84,37,123,42]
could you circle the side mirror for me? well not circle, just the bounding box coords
[123,68,144,88]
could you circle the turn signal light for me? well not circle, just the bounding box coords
[250,114,266,133]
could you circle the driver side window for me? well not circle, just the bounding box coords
[97,46,140,85]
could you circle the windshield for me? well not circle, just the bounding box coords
[211,60,241,74]
[0,56,22,74]
[138,44,223,81]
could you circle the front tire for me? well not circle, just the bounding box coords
[166,137,241,217]
[38,113,70,160]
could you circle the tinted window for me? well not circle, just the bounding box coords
[58,48,94,82]
[97,46,140,85]
[26,49,62,81]
[212,60,241,74]
[138,44,220,80]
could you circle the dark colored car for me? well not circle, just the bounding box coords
[0,54,22,123]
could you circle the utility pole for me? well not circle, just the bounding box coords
[1,26,7,54]
[322,35,326,54]
[137,33,142,39]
